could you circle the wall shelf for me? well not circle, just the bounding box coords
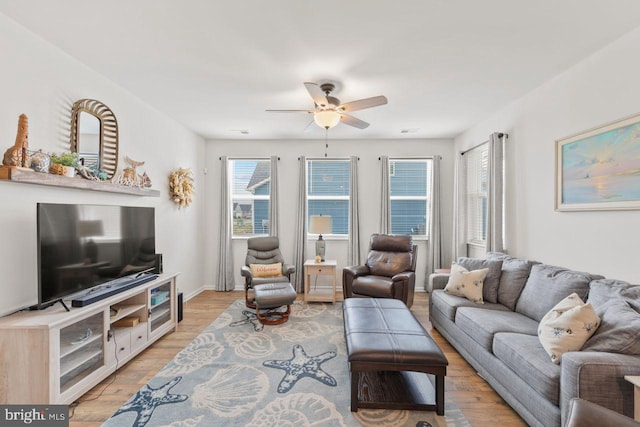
[0,166,160,197]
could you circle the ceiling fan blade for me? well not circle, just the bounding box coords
[303,118,316,132]
[339,95,388,112]
[340,114,370,129]
[304,82,330,108]
[265,109,314,113]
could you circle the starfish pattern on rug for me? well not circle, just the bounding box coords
[263,344,337,393]
[230,309,264,332]
[111,376,188,426]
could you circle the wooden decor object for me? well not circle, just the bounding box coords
[70,99,119,179]
[3,114,30,167]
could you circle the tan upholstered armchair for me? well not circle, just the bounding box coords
[241,236,295,308]
[342,233,417,308]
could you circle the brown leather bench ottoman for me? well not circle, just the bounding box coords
[343,298,448,414]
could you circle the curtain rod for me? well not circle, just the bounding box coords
[460,133,508,156]
[378,156,441,160]
[298,157,359,161]
[219,156,279,160]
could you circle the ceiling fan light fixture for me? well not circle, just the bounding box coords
[314,110,341,129]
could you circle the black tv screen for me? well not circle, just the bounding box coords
[37,203,156,306]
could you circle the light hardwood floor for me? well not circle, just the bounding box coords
[69,291,526,427]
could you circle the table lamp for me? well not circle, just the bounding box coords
[309,215,332,262]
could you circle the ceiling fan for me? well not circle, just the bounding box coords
[266,82,388,130]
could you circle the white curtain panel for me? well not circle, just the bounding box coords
[486,132,506,253]
[348,156,361,266]
[292,156,307,292]
[216,156,235,291]
[427,155,442,281]
[451,152,467,261]
[379,155,390,234]
[269,155,279,237]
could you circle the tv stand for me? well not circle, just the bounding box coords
[0,273,178,405]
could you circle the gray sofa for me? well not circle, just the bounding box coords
[427,252,640,427]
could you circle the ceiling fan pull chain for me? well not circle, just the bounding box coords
[324,128,328,157]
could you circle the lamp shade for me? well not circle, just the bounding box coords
[314,111,340,129]
[309,215,332,235]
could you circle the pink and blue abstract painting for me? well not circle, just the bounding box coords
[561,119,640,206]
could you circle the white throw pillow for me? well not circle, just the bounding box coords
[538,293,600,364]
[444,262,488,304]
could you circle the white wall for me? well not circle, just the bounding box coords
[455,26,640,283]
[204,138,455,292]
[0,13,206,315]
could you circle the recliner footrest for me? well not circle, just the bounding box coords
[254,282,296,325]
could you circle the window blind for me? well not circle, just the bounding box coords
[306,159,350,235]
[465,144,488,244]
[230,159,271,236]
[388,159,431,236]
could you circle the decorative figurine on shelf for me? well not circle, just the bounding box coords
[169,167,194,208]
[111,155,151,188]
[3,114,30,168]
[29,149,50,173]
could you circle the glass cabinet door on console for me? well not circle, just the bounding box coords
[58,311,105,394]
[149,281,173,336]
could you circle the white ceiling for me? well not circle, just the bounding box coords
[1,1,640,140]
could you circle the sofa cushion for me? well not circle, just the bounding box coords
[431,289,510,321]
[457,257,503,303]
[455,307,539,351]
[587,279,640,312]
[493,332,561,405]
[537,293,600,364]
[515,264,600,322]
[430,289,510,322]
[444,262,487,304]
[582,298,640,355]
[487,252,536,310]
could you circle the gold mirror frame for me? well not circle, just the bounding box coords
[70,99,119,178]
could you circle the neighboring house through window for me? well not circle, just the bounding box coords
[306,159,350,235]
[230,159,270,236]
[388,158,432,237]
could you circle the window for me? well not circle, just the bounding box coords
[230,159,271,236]
[388,159,432,236]
[464,144,488,244]
[306,159,350,235]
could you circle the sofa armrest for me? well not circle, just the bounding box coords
[560,351,640,424]
[427,273,450,293]
[566,398,640,427]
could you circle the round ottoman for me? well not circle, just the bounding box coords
[253,282,297,325]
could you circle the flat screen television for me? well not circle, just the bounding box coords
[37,203,156,308]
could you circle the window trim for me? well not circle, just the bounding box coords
[464,143,489,246]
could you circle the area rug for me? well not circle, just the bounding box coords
[103,300,470,427]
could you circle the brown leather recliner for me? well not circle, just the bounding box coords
[240,236,295,308]
[342,233,417,308]
[565,398,640,427]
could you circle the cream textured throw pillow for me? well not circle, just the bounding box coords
[444,262,488,304]
[249,262,282,278]
[538,293,600,364]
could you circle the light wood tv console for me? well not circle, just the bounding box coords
[0,273,178,404]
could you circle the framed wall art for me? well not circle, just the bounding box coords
[555,113,640,211]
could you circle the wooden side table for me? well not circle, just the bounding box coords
[304,259,337,303]
[625,376,640,421]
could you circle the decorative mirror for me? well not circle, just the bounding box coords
[70,99,119,178]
